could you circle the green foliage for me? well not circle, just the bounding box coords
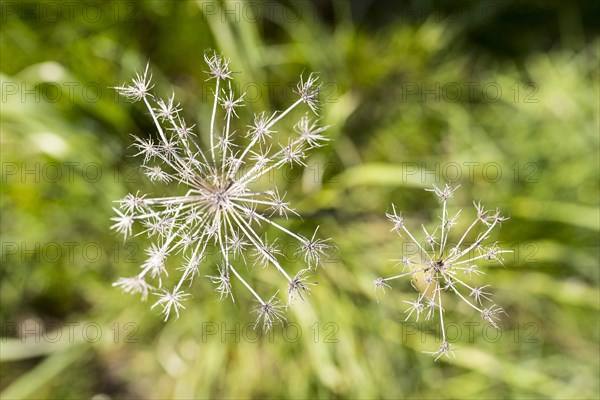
[1,1,598,399]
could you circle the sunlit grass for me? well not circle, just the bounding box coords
[1,1,598,399]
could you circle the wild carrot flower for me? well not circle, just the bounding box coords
[111,51,332,327]
[374,184,511,360]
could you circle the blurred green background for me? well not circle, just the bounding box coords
[1,0,599,398]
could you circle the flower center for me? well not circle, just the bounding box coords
[432,259,446,272]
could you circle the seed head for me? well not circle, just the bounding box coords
[111,53,331,325]
[375,184,511,359]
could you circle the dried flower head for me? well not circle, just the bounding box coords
[111,51,332,328]
[374,184,511,359]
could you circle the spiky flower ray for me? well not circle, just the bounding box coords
[111,52,332,327]
[375,184,511,360]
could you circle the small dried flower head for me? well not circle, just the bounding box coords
[118,191,148,214]
[247,112,274,143]
[204,51,232,80]
[267,189,296,218]
[253,238,283,269]
[376,184,511,359]
[295,72,321,114]
[426,183,459,202]
[403,298,424,321]
[154,93,181,121]
[424,341,456,362]
[294,114,330,148]
[131,135,159,164]
[220,82,245,118]
[206,264,233,301]
[481,305,506,329]
[113,63,154,102]
[111,53,330,324]
[144,165,172,183]
[112,276,153,301]
[254,292,286,331]
[280,141,307,167]
[151,288,191,321]
[386,204,405,233]
[297,227,334,269]
[110,207,134,241]
[178,254,202,282]
[288,269,316,304]
[373,277,391,303]
[469,285,492,305]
